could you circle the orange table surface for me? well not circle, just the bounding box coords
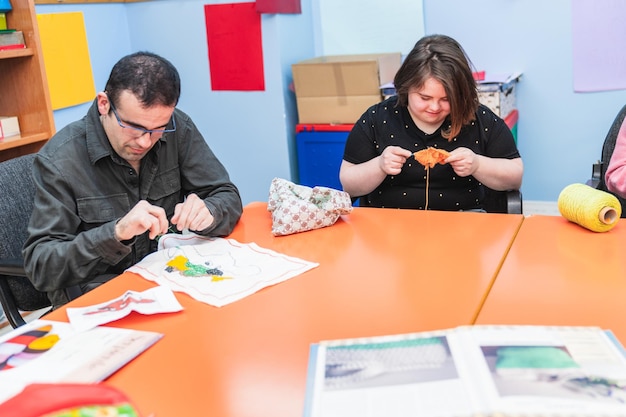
[46,202,523,417]
[476,215,626,340]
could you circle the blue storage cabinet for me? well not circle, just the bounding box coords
[295,124,353,191]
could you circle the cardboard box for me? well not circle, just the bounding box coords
[0,116,20,139]
[477,73,522,117]
[292,53,402,124]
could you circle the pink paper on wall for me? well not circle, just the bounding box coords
[204,2,265,91]
[256,0,301,14]
[572,0,626,92]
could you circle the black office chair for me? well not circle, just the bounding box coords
[588,104,626,217]
[0,153,82,328]
[0,153,51,328]
[483,188,523,214]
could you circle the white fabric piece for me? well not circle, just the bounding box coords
[128,235,318,307]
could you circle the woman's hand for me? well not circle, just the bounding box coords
[446,147,479,177]
[379,146,414,176]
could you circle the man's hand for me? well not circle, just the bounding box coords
[171,193,214,232]
[115,200,169,241]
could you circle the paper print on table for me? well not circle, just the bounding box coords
[204,2,265,91]
[37,12,96,109]
[323,335,457,391]
[66,286,183,332]
[0,320,162,404]
[0,324,59,371]
[483,344,626,403]
[572,0,626,92]
[127,234,319,307]
[305,325,626,417]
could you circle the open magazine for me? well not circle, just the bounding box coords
[0,319,162,404]
[304,325,626,417]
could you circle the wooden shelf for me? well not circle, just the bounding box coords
[0,47,34,59]
[0,133,48,151]
[0,0,55,162]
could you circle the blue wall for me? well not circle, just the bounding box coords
[36,0,626,205]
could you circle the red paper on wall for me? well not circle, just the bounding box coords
[256,0,301,14]
[204,2,265,91]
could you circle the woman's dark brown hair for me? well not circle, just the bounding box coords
[394,34,478,140]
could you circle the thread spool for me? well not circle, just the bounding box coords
[557,183,622,232]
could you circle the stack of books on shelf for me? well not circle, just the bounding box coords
[0,29,25,51]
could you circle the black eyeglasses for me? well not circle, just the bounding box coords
[108,97,176,137]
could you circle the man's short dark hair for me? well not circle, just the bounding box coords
[104,51,181,109]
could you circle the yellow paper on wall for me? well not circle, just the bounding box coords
[37,12,96,110]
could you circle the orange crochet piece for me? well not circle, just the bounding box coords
[414,147,450,169]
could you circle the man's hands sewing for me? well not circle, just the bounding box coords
[115,194,214,241]
[115,200,168,241]
[171,193,214,232]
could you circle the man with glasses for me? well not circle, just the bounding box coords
[23,51,243,308]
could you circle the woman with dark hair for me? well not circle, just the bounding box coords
[339,34,523,211]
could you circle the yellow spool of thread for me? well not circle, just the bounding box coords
[557,183,622,232]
